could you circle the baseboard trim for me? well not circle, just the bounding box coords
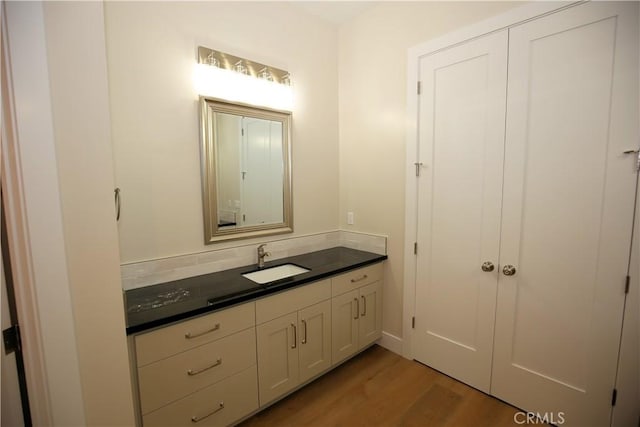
[377,331,403,356]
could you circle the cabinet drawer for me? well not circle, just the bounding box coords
[135,302,255,366]
[138,327,256,415]
[142,366,258,427]
[331,263,382,296]
[256,279,330,324]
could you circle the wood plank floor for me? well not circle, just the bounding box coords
[239,345,522,427]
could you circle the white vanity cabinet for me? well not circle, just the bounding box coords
[331,264,383,364]
[128,259,385,426]
[255,279,332,406]
[132,302,258,426]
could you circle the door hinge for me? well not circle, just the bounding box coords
[417,81,421,95]
[623,148,640,171]
[611,388,617,406]
[412,316,415,329]
[3,325,20,354]
[414,242,418,255]
[414,162,423,177]
[625,275,631,294]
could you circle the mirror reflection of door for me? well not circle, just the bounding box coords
[214,112,284,228]
[215,113,242,228]
[241,117,283,227]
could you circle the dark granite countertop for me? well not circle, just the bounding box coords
[124,247,387,335]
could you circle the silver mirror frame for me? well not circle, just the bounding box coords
[199,96,293,244]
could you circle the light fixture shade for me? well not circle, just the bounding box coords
[258,67,274,82]
[193,64,293,111]
[233,60,248,75]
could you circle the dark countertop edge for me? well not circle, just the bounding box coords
[125,253,387,335]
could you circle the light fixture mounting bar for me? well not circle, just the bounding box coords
[197,46,290,84]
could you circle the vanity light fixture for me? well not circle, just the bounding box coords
[234,60,249,75]
[205,52,219,67]
[258,67,274,82]
[194,46,293,111]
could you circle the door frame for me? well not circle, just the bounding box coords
[402,0,582,361]
[611,166,640,427]
[1,2,54,424]
[403,1,638,424]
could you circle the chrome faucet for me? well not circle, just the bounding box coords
[257,244,270,268]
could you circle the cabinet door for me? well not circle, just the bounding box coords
[493,2,638,425]
[358,281,382,349]
[331,290,359,365]
[414,30,508,393]
[298,300,331,383]
[256,312,299,405]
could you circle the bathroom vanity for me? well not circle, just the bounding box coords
[125,247,386,426]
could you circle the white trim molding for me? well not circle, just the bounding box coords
[1,8,54,424]
[377,331,403,356]
[2,1,85,424]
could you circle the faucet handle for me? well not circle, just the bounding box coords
[257,244,269,268]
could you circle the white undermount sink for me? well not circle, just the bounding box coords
[242,264,310,284]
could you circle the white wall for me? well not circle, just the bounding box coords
[338,2,520,338]
[107,0,524,338]
[106,1,532,340]
[104,2,340,264]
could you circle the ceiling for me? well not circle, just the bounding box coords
[289,1,378,25]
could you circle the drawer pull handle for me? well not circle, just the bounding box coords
[301,319,307,344]
[191,401,224,423]
[350,274,368,283]
[291,323,297,349]
[353,298,360,320]
[361,295,367,316]
[187,358,222,376]
[184,323,220,339]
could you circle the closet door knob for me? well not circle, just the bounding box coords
[502,265,517,276]
[481,262,495,272]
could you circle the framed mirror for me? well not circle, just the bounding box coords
[199,97,293,243]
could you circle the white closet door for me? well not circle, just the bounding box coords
[414,30,508,393]
[492,2,639,426]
